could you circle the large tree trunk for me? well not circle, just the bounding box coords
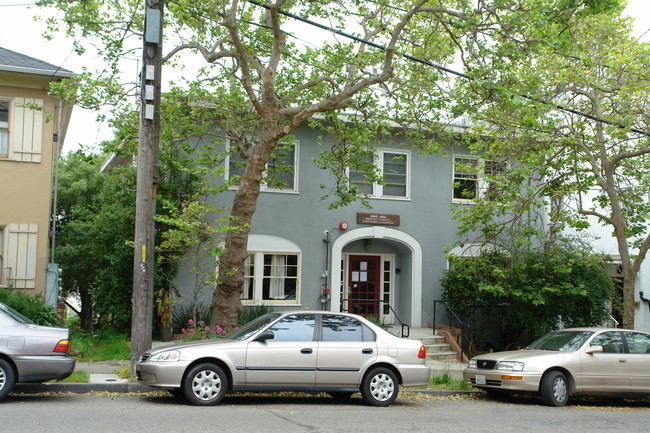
[210,128,279,332]
[622,265,636,329]
[79,287,94,333]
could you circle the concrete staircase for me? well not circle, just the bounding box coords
[405,327,467,380]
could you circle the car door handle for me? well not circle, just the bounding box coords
[301,348,313,354]
[362,348,373,354]
[618,358,628,363]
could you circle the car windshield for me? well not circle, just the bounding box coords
[0,301,35,324]
[226,312,282,341]
[526,330,594,351]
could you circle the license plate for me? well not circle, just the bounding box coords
[475,375,486,385]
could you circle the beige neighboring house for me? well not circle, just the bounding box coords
[0,47,74,300]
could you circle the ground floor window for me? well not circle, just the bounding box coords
[241,251,300,304]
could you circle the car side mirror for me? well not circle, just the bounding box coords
[585,345,603,354]
[255,331,275,342]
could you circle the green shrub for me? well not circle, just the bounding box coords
[0,288,59,326]
[71,331,130,361]
[441,245,613,352]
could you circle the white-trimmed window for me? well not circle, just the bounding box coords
[0,97,44,162]
[453,156,507,203]
[227,141,299,192]
[0,101,9,158]
[240,235,301,305]
[349,149,410,199]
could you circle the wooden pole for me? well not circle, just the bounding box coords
[131,0,163,376]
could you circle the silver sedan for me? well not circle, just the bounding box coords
[0,301,76,401]
[463,327,650,406]
[137,311,430,406]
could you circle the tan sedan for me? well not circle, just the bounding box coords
[137,311,430,406]
[463,327,650,406]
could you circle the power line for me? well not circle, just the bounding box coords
[247,0,650,138]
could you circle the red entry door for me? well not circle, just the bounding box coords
[347,255,380,317]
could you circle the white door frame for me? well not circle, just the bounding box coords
[330,226,422,327]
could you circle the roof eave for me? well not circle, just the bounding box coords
[0,65,75,78]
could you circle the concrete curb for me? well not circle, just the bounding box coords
[14,382,155,394]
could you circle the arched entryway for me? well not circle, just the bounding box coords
[330,226,422,327]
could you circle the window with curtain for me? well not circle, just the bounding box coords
[262,253,298,301]
[241,254,255,300]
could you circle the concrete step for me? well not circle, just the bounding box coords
[427,351,460,361]
[425,343,454,353]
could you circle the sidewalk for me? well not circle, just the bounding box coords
[14,360,154,394]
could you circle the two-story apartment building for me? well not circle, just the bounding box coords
[0,47,73,302]
[168,121,498,329]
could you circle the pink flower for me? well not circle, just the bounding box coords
[188,319,195,326]
[204,327,210,333]
[197,308,203,313]
[181,328,186,334]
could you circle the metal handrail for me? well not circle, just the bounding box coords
[433,299,469,335]
[341,298,409,338]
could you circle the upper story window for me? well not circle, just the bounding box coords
[0,101,9,158]
[349,149,410,199]
[453,155,507,203]
[227,141,298,192]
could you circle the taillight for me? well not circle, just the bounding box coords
[418,345,426,359]
[53,339,71,354]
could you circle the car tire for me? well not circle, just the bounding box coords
[360,367,399,407]
[540,370,569,407]
[182,363,228,406]
[0,358,16,401]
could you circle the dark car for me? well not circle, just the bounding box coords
[0,301,76,401]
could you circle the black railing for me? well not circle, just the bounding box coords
[341,298,409,338]
[433,299,465,335]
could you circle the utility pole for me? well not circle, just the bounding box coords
[131,0,164,376]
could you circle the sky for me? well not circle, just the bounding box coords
[1,0,649,154]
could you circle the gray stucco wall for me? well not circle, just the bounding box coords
[174,123,470,328]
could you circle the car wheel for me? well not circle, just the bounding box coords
[0,358,16,401]
[541,370,569,407]
[360,367,399,407]
[182,363,228,406]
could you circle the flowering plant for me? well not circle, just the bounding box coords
[180,319,227,341]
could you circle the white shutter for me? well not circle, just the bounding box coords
[10,97,44,163]
[6,224,38,289]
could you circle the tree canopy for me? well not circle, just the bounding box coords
[452,6,650,329]
[39,0,633,345]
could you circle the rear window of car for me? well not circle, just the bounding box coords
[321,314,375,342]
[526,330,594,351]
[0,302,35,324]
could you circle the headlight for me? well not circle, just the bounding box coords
[496,361,524,371]
[149,350,181,362]
[468,359,477,368]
